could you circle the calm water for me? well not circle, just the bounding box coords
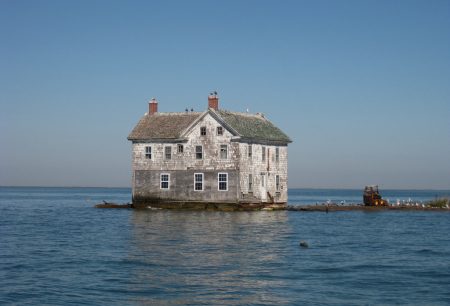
[1,187,450,305]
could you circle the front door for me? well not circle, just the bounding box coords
[260,173,267,202]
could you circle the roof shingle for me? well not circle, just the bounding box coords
[128,109,291,144]
[127,112,201,140]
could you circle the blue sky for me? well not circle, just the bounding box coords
[1,0,449,189]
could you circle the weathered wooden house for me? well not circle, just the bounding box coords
[127,94,292,210]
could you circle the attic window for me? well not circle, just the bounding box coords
[200,126,206,136]
[217,126,223,136]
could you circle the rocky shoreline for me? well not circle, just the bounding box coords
[95,202,450,211]
[286,204,450,212]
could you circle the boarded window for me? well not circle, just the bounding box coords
[145,146,152,159]
[177,144,184,153]
[200,126,206,136]
[248,174,253,191]
[218,173,228,191]
[195,146,203,159]
[248,145,252,158]
[276,175,280,191]
[194,173,203,191]
[160,174,169,189]
[220,145,227,159]
[217,126,223,135]
[165,146,172,160]
[262,146,266,162]
[275,147,280,162]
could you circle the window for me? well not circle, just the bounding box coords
[200,126,206,136]
[195,145,203,159]
[261,174,265,187]
[276,175,280,191]
[160,174,169,189]
[217,126,223,135]
[218,173,228,191]
[275,147,280,162]
[145,146,152,159]
[177,144,184,153]
[220,145,228,159]
[248,174,253,191]
[248,145,252,158]
[194,173,204,191]
[262,146,266,162]
[165,146,172,160]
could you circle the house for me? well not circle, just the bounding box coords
[127,93,292,210]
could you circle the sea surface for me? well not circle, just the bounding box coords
[1,187,449,305]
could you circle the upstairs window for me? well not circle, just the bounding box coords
[165,146,172,160]
[248,145,252,158]
[220,145,228,159]
[218,173,228,191]
[248,174,253,191]
[145,146,152,159]
[194,173,204,191]
[200,126,206,136]
[217,126,223,135]
[177,144,184,153]
[276,175,280,191]
[262,146,266,162]
[160,174,170,189]
[195,145,203,159]
[275,147,280,162]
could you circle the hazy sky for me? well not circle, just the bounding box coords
[1,0,449,189]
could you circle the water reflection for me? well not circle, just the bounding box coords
[127,210,291,305]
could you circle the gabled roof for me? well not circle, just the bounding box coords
[216,110,292,143]
[128,109,292,144]
[127,112,202,141]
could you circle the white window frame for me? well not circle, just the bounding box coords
[217,126,223,135]
[220,144,228,159]
[194,173,204,191]
[145,146,152,159]
[200,126,206,136]
[218,172,228,191]
[164,146,172,160]
[160,173,170,190]
[195,145,203,160]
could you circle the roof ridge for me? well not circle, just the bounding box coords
[218,109,267,119]
[150,111,203,116]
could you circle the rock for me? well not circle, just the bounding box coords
[299,241,309,248]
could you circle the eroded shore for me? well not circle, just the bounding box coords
[95,202,450,211]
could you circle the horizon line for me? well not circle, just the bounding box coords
[1,185,449,191]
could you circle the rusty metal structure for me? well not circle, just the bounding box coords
[363,185,389,206]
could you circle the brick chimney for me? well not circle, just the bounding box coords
[208,92,219,110]
[148,98,158,115]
